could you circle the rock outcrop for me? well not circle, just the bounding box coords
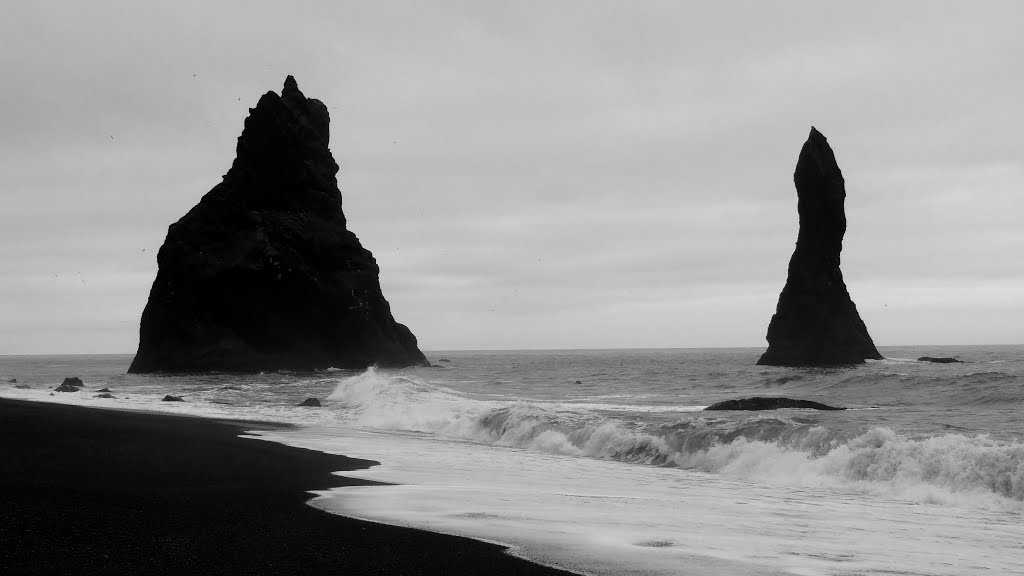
[54,377,84,392]
[704,397,845,411]
[129,76,428,373]
[297,397,322,407]
[758,128,882,366]
[918,356,964,364]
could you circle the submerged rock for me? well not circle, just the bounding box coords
[162,395,185,402]
[758,128,882,366]
[129,76,428,374]
[918,356,964,364]
[54,383,80,393]
[97,388,112,392]
[704,397,845,411]
[8,378,16,383]
[297,397,321,407]
[95,393,116,399]
[14,384,31,389]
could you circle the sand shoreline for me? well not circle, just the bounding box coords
[0,398,578,575]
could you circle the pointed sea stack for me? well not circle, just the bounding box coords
[129,77,428,373]
[757,128,882,366]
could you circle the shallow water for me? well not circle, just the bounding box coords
[3,346,1023,575]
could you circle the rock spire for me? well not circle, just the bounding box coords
[757,127,882,366]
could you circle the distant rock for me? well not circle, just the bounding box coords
[128,76,428,374]
[704,397,845,411]
[162,395,185,402]
[14,384,30,390]
[437,359,452,363]
[574,380,582,385]
[918,356,964,364]
[221,385,243,391]
[97,388,112,392]
[54,377,84,392]
[297,397,321,407]
[95,393,116,399]
[758,128,882,366]
[8,378,16,383]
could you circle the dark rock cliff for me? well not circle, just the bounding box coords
[757,128,882,366]
[129,77,428,373]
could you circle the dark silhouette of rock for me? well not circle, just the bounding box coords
[918,356,964,364]
[14,385,30,390]
[437,359,452,363]
[62,377,84,388]
[221,385,243,391]
[758,128,882,366]
[95,393,116,399]
[297,397,322,407]
[162,395,185,402]
[8,378,16,383]
[704,397,845,411]
[129,76,428,374]
[97,388,112,392]
[54,383,81,393]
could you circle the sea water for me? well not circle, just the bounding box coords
[2,347,1023,575]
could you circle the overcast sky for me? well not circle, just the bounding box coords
[2,1,1023,354]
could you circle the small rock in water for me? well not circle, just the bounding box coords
[221,385,243,391]
[574,380,582,384]
[54,382,82,393]
[704,397,845,411]
[917,356,964,364]
[162,395,185,402]
[297,397,322,407]
[97,388,112,392]
[62,377,84,387]
[14,384,31,389]
[8,378,16,383]
[437,359,452,363]
[95,393,116,399]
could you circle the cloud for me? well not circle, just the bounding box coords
[1,1,1022,352]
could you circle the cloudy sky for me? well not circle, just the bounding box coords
[2,1,1022,354]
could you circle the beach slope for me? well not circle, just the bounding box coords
[0,399,575,575]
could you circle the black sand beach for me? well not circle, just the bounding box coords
[0,398,578,575]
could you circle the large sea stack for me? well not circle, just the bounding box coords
[757,128,882,366]
[129,76,428,373]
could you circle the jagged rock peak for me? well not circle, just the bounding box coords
[757,127,881,366]
[222,76,337,216]
[128,77,428,373]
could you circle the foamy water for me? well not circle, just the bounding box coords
[3,347,1024,575]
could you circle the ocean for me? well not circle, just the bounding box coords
[3,346,1023,575]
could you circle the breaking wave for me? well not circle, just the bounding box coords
[329,368,1024,510]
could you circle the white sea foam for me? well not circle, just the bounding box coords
[326,368,1024,509]
[256,425,1024,576]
